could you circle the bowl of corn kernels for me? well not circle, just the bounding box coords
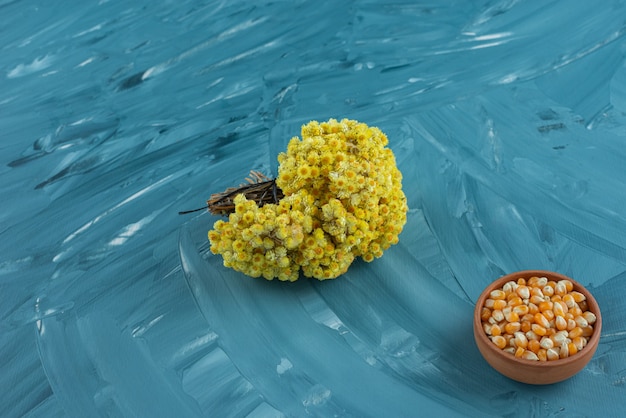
[473,270,602,384]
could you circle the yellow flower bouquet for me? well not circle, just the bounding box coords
[205,118,407,281]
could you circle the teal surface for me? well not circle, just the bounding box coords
[2,1,626,416]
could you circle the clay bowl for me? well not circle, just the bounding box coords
[473,270,602,385]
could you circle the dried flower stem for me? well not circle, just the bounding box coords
[179,171,284,215]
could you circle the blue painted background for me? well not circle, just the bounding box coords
[2,1,626,416]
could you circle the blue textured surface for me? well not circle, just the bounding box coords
[2,1,626,416]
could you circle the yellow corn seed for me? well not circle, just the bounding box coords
[523,350,539,361]
[555,315,567,331]
[555,301,568,316]
[560,279,574,292]
[559,342,569,359]
[570,306,582,318]
[493,299,507,310]
[521,321,532,333]
[538,301,553,312]
[567,343,578,356]
[490,324,502,336]
[481,307,492,322]
[531,323,548,336]
[504,322,521,334]
[513,305,529,316]
[502,281,517,294]
[582,326,594,337]
[492,309,504,322]
[484,298,496,308]
[540,336,554,350]
[543,309,555,321]
[554,283,567,298]
[490,289,506,300]
[572,336,586,351]
[507,296,523,307]
[508,336,516,347]
[562,294,576,309]
[547,348,560,361]
[582,311,596,325]
[504,310,520,323]
[537,348,548,361]
[530,295,544,305]
[567,318,577,331]
[534,312,550,329]
[568,326,583,339]
[525,330,539,342]
[516,285,530,299]
[530,286,543,297]
[514,346,525,358]
[491,335,507,349]
[503,347,516,355]
[517,278,526,286]
[552,330,569,345]
[491,335,506,349]
[574,315,588,328]
[514,332,528,348]
[528,339,541,353]
[542,285,554,297]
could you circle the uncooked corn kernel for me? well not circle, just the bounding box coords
[490,289,506,300]
[491,335,507,349]
[504,322,521,334]
[528,339,541,354]
[547,348,560,361]
[559,342,569,359]
[493,299,507,310]
[542,285,555,297]
[502,281,517,294]
[514,331,529,349]
[582,311,596,325]
[537,349,548,361]
[516,285,531,299]
[540,336,554,350]
[482,276,595,361]
[513,305,529,316]
[555,315,567,331]
[552,330,569,345]
[523,350,539,361]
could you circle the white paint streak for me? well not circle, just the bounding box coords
[7,55,55,78]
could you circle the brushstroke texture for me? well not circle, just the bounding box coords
[2,0,626,416]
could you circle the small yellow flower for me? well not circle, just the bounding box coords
[297,165,311,179]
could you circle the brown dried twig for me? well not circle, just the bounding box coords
[178,171,284,216]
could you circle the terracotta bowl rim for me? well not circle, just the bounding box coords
[474,269,602,370]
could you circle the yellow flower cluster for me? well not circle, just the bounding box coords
[208,118,408,281]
